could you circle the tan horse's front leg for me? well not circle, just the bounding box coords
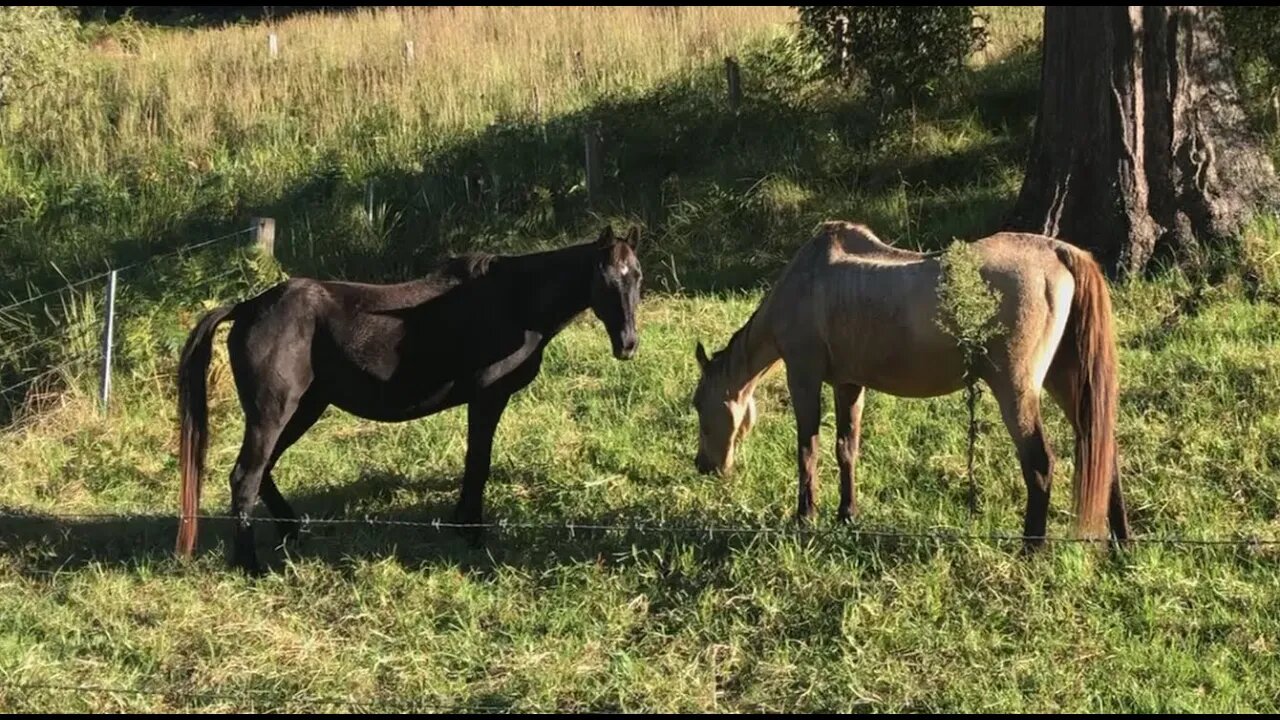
[835,384,866,524]
[786,365,824,524]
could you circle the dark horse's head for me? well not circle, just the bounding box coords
[589,225,642,360]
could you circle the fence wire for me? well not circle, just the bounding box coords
[2,506,1275,710]
[2,508,1278,548]
[0,226,254,315]
[1,225,259,421]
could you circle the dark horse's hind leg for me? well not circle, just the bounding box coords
[259,394,328,548]
[228,416,291,575]
[228,384,313,574]
[453,392,513,543]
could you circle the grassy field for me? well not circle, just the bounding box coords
[3,5,1280,712]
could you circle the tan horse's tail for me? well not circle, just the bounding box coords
[1051,245,1125,541]
[176,304,237,558]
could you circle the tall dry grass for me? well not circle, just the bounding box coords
[18,7,794,177]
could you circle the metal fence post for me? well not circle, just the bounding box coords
[99,270,118,414]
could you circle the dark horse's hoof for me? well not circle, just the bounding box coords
[232,544,267,577]
[451,508,487,548]
[234,559,267,577]
[452,524,485,549]
[1019,538,1048,557]
[836,511,856,526]
[277,526,302,549]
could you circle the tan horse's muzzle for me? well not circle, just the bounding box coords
[694,450,728,476]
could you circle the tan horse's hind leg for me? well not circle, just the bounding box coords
[988,376,1056,551]
[834,384,865,524]
[1045,372,1132,545]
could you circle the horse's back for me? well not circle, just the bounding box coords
[763,224,1079,397]
[314,254,498,314]
[970,232,1077,311]
[814,221,932,265]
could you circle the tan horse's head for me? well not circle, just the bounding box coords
[692,340,757,475]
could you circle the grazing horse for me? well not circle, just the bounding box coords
[691,221,1130,548]
[176,226,643,573]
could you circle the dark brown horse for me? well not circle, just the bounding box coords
[176,226,643,573]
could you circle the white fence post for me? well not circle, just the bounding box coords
[98,270,118,414]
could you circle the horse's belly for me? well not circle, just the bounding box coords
[827,344,966,398]
[329,373,470,422]
[855,369,966,398]
[323,341,545,423]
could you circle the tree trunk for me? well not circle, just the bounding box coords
[1006,6,1277,277]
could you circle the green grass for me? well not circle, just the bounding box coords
[4,5,1280,713]
[4,281,1280,712]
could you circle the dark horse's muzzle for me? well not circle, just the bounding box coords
[614,328,638,360]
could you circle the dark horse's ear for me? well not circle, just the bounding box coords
[595,225,616,247]
[625,226,640,251]
[695,341,710,369]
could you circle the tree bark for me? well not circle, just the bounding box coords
[1006,6,1277,277]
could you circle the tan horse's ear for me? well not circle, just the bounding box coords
[625,226,640,251]
[695,341,710,369]
[596,225,616,246]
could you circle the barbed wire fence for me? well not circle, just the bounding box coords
[1,507,1277,711]
[3,508,1278,553]
[2,211,1277,709]
[0,219,276,429]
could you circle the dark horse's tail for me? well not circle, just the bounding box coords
[175,304,238,558]
[1051,245,1128,543]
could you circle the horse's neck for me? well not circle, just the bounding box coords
[515,244,594,335]
[722,311,781,400]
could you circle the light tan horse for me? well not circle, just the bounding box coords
[692,221,1130,547]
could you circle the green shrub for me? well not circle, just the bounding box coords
[794,6,988,103]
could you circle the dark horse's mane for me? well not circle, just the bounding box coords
[441,252,498,281]
[349,247,572,315]
[435,242,595,285]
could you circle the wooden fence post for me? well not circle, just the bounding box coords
[251,217,276,257]
[584,122,603,206]
[725,56,742,113]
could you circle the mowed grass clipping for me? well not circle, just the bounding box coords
[3,5,1280,713]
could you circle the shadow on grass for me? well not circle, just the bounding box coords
[0,466,973,583]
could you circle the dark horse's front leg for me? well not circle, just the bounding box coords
[453,392,513,543]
